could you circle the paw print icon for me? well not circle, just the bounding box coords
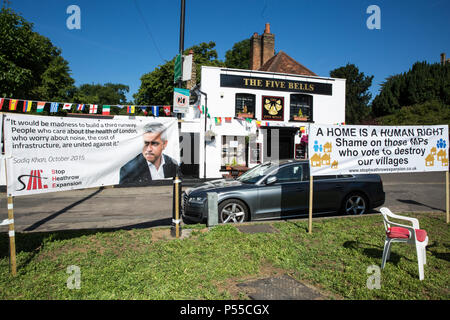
[437,139,447,149]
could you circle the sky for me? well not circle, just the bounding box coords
[8,0,450,103]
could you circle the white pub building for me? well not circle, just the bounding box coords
[180,24,346,179]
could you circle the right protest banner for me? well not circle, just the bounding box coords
[308,124,449,176]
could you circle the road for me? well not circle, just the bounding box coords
[0,171,448,233]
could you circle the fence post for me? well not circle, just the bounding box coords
[171,174,182,238]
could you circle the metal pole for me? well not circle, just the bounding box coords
[179,0,185,56]
[203,95,208,180]
[176,0,186,121]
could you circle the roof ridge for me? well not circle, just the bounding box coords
[259,51,317,76]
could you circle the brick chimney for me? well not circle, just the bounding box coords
[249,23,275,70]
[262,23,275,66]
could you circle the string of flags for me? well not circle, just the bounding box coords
[0,97,173,116]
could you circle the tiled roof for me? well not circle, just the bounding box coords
[258,50,317,76]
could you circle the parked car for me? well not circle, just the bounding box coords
[182,160,385,224]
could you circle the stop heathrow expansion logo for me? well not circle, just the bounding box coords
[17,169,48,191]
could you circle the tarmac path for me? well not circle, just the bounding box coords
[0,171,447,233]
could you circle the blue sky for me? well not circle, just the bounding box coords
[9,0,450,102]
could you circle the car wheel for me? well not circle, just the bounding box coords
[342,193,368,215]
[218,199,248,224]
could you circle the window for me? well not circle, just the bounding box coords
[235,93,255,118]
[270,164,304,183]
[290,94,313,122]
[221,135,247,167]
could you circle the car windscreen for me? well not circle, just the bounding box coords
[237,162,276,184]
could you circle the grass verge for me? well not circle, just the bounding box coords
[0,212,448,299]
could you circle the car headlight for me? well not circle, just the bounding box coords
[188,196,206,204]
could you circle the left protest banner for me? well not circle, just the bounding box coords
[3,113,179,196]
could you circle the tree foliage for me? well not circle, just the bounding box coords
[371,61,450,117]
[0,7,75,100]
[329,64,374,124]
[225,38,250,70]
[73,83,130,105]
[134,42,225,105]
[376,100,450,126]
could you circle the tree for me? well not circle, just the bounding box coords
[330,64,373,124]
[225,38,250,69]
[372,61,450,117]
[73,83,130,105]
[134,42,224,105]
[0,8,75,100]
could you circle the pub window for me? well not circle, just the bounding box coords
[290,94,313,122]
[235,93,255,118]
[221,135,247,168]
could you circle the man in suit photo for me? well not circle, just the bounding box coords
[119,122,179,185]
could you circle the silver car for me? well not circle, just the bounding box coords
[182,160,385,224]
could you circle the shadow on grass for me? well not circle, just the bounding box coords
[0,217,173,271]
[343,240,402,264]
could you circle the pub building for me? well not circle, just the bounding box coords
[180,24,345,179]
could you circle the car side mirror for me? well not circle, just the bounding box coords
[266,176,277,185]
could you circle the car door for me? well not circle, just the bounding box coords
[256,163,308,219]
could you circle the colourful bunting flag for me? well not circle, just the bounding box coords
[50,102,59,113]
[215,117,222,125]
[23,100,32,112]
[77,104,85,111]
[89,104,98,114]
[63,103,72,110]
[256,120,261,128]
[225,117,232,123]
[127,105,135,114]
[163,106,171,116]
[0,98,4,110]
[37,101,45,112]
[102,105,110,115]
[9,99,18,111]
[151,105,159,117]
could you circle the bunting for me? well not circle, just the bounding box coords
[89,104,98,114]
[151,105,159,117]
[9,99,18,111]
[50,102,59,113]
[0,97,177,117]
[163,106,171,116]
[37,102,45,113]
[102,105,110,115]
[23,100,32,112]
[215,117,222,125]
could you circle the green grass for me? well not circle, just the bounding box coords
[0,212,448,300]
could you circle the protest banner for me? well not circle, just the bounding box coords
[306,124,449,232]
[308,124,449,176]
[3,113,180,197]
